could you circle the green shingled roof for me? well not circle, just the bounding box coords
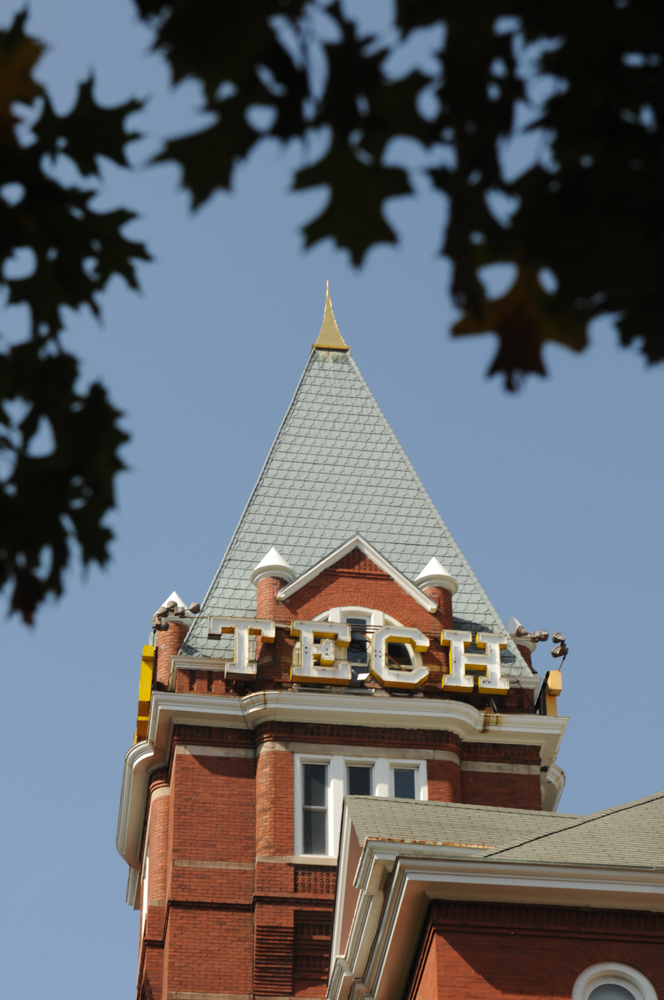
[344,791,664,870]
[184,347,527,673]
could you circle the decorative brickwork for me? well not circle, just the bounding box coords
[173,725,254,749]
[294,866,337,895]
[149,768,169,789]
[253,721,462,752]
[254,925,293,995]
[293,909,333,995]
[428,901,664,938]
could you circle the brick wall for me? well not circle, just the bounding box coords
[409,902,664,1000]
[155,621,188,688]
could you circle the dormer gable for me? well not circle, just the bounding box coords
[275,535,438,626]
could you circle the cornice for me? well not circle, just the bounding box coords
[116,689,567,871]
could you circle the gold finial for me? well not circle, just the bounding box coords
[312,281,349,351]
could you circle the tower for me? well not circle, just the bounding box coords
[117,289,568,1000]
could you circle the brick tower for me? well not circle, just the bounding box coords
[117,288,567,1000]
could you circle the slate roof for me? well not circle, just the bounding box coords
[184,348,527,674]
[345,791,664,870]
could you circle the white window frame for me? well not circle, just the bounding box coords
[294,753,427,858]
[573,964,657,1000]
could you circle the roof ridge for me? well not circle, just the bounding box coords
[483,789,664,859]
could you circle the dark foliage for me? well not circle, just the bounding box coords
[0,14,147,621]
[4,2,664,618]
[138,0,664,387]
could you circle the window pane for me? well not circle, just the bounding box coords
[303,809,327,855]
[394,768,416,799]
[303,763,327,807]
[347,765,372,796]
[346,618,369,663]
[387,642,412,666]
[589,988,635,1000]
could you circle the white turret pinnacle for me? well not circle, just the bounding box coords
[250,546,295,586]
[414,557,458,595]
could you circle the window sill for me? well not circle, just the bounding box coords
[256,854,338,866]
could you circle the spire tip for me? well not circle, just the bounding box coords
[312,281,349,351]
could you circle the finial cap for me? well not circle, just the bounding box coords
[154,590,187,615]
[312,281,349,351]
[250,546,295,586]
[415,557,458,595]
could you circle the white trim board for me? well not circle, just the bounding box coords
[277,535,438,614]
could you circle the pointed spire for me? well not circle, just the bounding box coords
[415,557,458,595]
[312,281,349,351]
[250,546,295,586]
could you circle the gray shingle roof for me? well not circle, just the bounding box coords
[344,791,664,870]
[489,790,664,869]
[345,796,576,854]
[184,348,526,673]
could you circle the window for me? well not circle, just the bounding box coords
[295,754,427,857]
[346,617,370,679]
[302,763,327,855]
[393,767,416,799]
[589,989,634,1000]
[573,965,657,1000]
[347,764,372,795]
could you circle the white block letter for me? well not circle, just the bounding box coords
[290,620,352,684]
[370,626,429,690]
[441,630,509,695]
[208,617,276,677]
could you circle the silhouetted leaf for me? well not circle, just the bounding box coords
[295,137,411,265]
[0,13,145,621]
[0,341,127,623]
[34,79,142,176]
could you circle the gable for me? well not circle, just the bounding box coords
[278,535,437,615]
[279,543,439,630]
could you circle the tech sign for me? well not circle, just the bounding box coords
[208,617,510,693]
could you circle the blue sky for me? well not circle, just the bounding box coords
[3,2,664,996]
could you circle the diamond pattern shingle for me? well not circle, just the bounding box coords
[185,348,526,672]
